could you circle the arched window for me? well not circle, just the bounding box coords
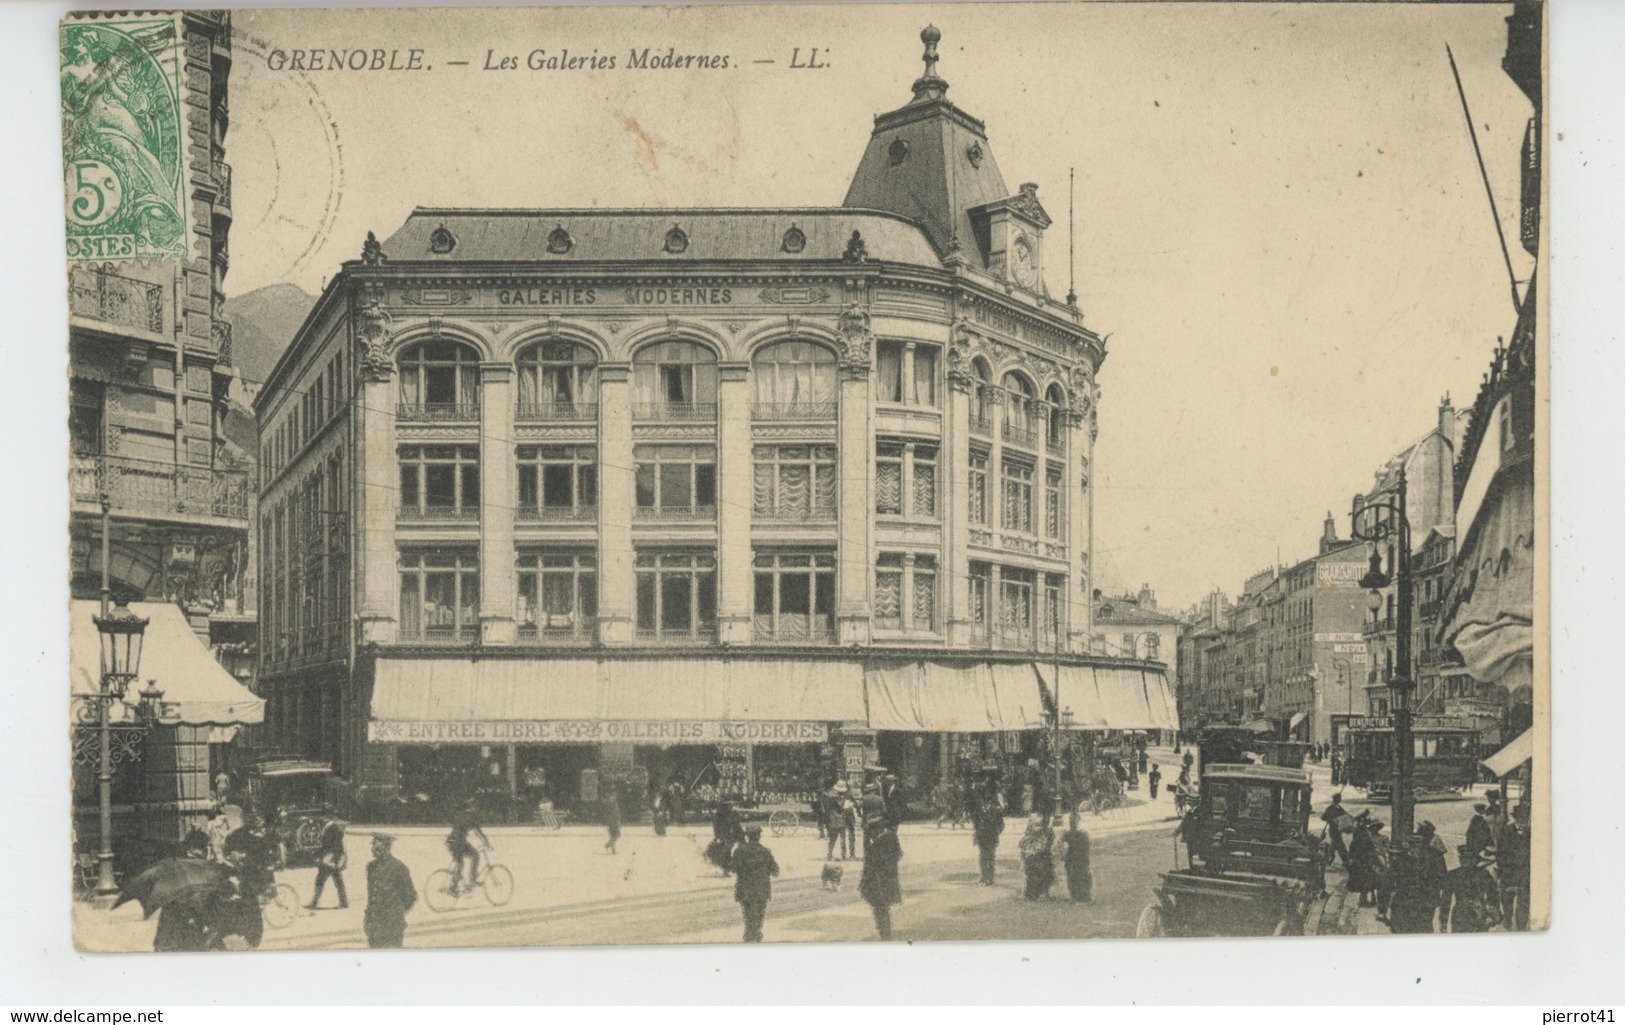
[633,340,717,421]
[517,341,597,420]
[970,360,993,435]
[1001,372,1036,445]
[752,340,836,419]
[1045,383,1067,450]
[398,341,480,420]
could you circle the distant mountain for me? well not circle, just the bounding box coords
[224,283,318,388]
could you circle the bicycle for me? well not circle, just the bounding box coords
[423,848,514,912]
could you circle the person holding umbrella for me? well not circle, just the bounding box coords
[115,836,245,952]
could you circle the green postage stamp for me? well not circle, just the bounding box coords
[60,12,191,262]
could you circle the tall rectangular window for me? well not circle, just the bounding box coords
[999,568,1036,649]
[1002,459,1034,533]
[875,341,940,407]
[874,553,938,633]
[1044,465,1063,538]
[876,442,903,515]
[517,446,597,519]
[753,445,837,520]
[753,552,835,642]
[399,446,480,518]
[399,550,480,641]
[911,345,939,407]
[635,552,717,640]
[517,552,597,640]
[634,445,716,517]
[876,342,905,403]
[875,440,937,518]
[969,450,990,526]
[1043,574,1064,650]
[970,563,991,642]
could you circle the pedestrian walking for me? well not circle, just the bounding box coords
[1446,848,1501,933]
[840,785,859,860]
[933,779,956,829]
[651,788,669,837]
[1463,803,1494,862]
[1138,746,1149,776]
[811,787,827,839]
[709,800,744,875]
[1346,811,1383,907]
[603,788,622,854]
[363,833,416,948]
[859,821,903,940]
[882,773,905,828]
[971,792,1004,886]
[732,825,780,942]
[667,780,687,826]
[1018,813,1055,900]
[1388,821,1448,934]
[204,807,231,863]
[307,817,349,910]
[1060,812,1093,903]
[1148,764,1161,801]
[825,782,852,860]
[1320,793,1351,868]
[1499,803,1531,930]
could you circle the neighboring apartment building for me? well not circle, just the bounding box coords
[66,11,262,851]
[1358,398,1468,715]
[254,29,1174,818]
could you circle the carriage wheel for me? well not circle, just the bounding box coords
[769,810,800,837]
[1136,903,1168,938]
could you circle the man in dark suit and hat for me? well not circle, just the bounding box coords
[731,825,780,943]
[364,833,416,948]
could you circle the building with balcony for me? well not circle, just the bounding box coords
[1356,398,1469,715]
[1440,0,1540,760]
[254,28,1173,820]
[66,11,262,856]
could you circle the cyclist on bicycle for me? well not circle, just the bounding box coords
[446,798,490,895]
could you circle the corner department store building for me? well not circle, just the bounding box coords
[255,30,1175,818]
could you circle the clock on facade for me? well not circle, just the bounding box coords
[1010,234,1038,288]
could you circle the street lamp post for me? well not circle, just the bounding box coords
[1351,467,1415,841]
[90,494,149,898]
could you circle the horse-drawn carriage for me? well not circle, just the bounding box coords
[1137,762,1327,937]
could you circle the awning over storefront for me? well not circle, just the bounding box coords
[1442,473,1535,686]
[864,660,1047,732]
[370,656,866,745]
[1481,727,1534,779]
[70,600,264,727]
[1038,664,1179,732]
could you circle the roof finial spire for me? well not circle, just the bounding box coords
[911,25,949,102]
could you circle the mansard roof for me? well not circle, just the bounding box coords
[375,207,941,267]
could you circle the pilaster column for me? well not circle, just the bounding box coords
[597,363,634,645]
[717,362,753,644]
[356,343,398,645]
[836,352,872,644]
[989,563,1004,650]
[946,368,973,645]
[1067,414,1091,652]
[479,363,516,645]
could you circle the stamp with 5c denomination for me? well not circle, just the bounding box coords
[60,12,191,262]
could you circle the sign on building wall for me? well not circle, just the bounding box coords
[369,719,831,745]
